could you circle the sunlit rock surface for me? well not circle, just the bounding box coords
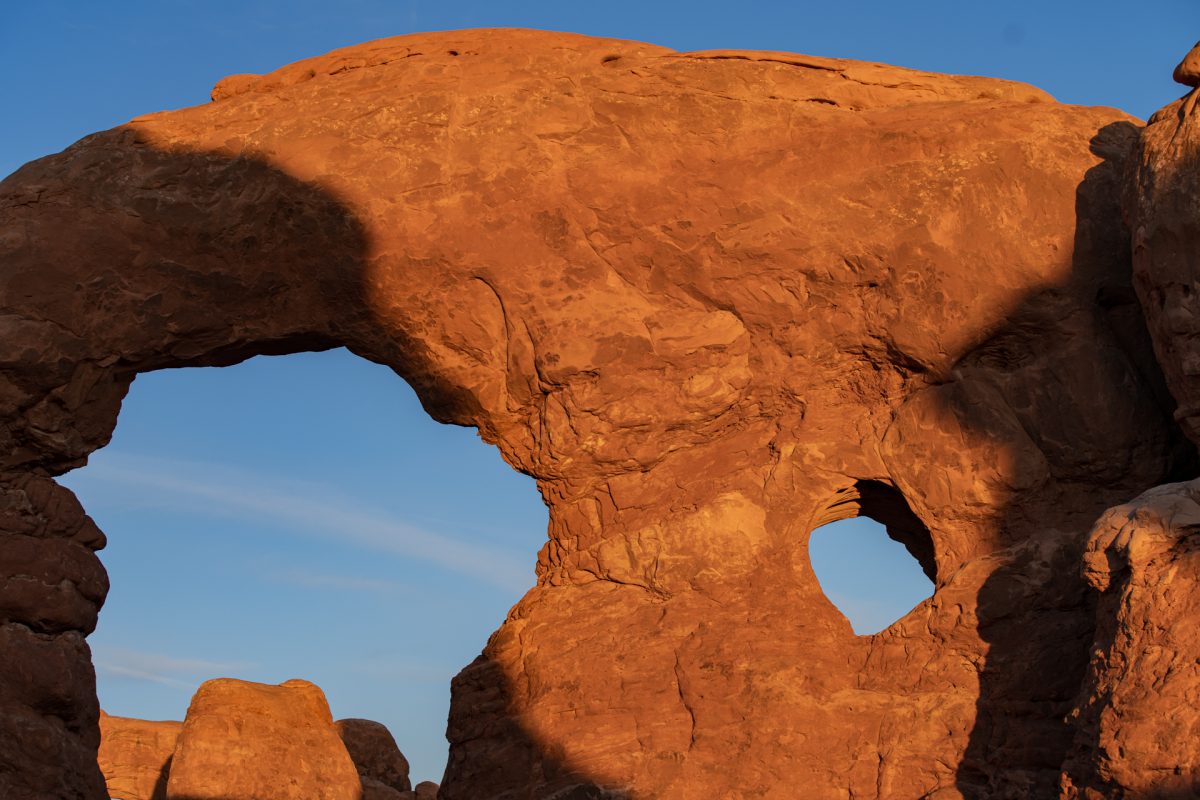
[164,678,359,800]
[93,686,415,800]
[1060,479,1200,797]
[97,711,179,800]
[1,28,1197,799]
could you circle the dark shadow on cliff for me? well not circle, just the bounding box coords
[0,130,623,799]
[952,122,1199,797]
[151,755,171,800]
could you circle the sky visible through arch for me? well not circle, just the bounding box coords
[3,0,1197,784]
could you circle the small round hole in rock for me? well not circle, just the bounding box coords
[809,480,935,635]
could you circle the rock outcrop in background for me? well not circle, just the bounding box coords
[336,718,413,797]
[94,679,418,800]
[165,678,360,800]
[2,28,1200,799]
[97,712,179,800]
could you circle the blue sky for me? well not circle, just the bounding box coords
[3,0,1196,784]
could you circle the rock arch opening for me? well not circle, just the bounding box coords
[59,347,547,788]
[809,480,936,635]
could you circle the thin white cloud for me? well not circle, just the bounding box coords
[92,645,250,689]
[67,452,534,593]
[97,664,193,689]
[267,567,409,595]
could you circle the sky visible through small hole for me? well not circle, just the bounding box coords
[809,517,934,635]
[59,350,549,783]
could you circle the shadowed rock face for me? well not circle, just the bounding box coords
[0,28,1194,800]
[1132,82,1200,447]
[336,718,412,794]
[1096,65,1200,800]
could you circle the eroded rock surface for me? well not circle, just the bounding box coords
[0,476,108,800]
[0,28,1195,800]
[1174,41,1200,88]
[96,711,179,800]
[1060,480,1200,797]
[164,678,360,800]
[1131,69,1200,447]
[336,717,412,794]
[93,696,413,800]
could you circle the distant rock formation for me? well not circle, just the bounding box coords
[336,718,412,795]
[3,27,1200,800]
[96,680,418,800]
[410,782,440,800]
[166,678,359,800]
[96,711,180,800]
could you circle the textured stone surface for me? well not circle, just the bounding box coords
[336,717,412,794]
[1131,78,1200,448]
[1174,41,1200,87]
[164,678,359,800]
[1060,479,1200,798]
[0,28,1195,800]
[363,776,408,800]
[0,475,107,800]
[96,711,179,800]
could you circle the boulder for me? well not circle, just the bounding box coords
[336,717,412,793]
[362,775,408,800]
[1174,40,1200,87]
[97,711,180,800]
[1060,479,1200,796]
[164,678,360,800]
[397,782,439,800]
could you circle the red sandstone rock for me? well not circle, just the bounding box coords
[0,475,108,799]
[395,781,439,800]
[362,776,408,800]
[1059,479,1200,797]
[1131,63,1200,448]
[0,28,1194,800]
[96,711,180,800]
[1174,41,1200,87]
[164,678,360,800]
[336,717,412,794]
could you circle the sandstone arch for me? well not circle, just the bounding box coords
[1,29,1193,799]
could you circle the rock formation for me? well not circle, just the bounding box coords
[1173,41,1200,88]
[1060,479,1200,797]
[336,718,412,795]
[93,686,414,800]
[96,711,180,800]
[164,679,360,800]
[409,782,439,800]
[1132,51,1200,448]
[1,27,1198,799]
